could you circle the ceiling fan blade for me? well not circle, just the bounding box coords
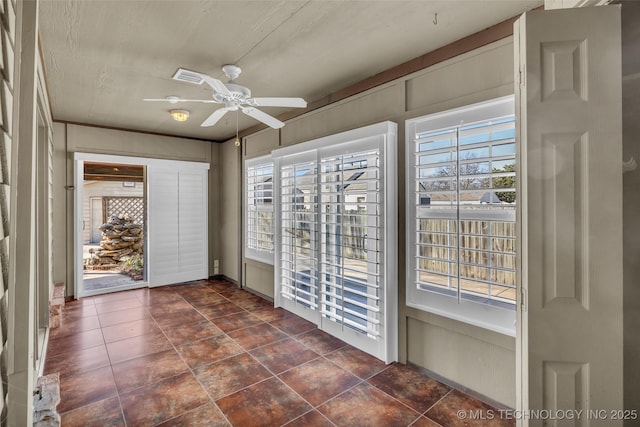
[241,106,285,129]
[250,97,307,108]
[201,108,230,127]
[201,75,231,97]
[143,98,219,103]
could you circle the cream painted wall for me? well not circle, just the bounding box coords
[281,82,405,147]
[244,259,274,299]
[209,143,221,275]
[219,137,241,283]
[406,314,516,394]
[237,37,517,406]
[242,127,279,295]
[244,127,279,158]
[51,123,216,296]
[402,38,516,408]
[52,122,69,288]
[66,125,211,161]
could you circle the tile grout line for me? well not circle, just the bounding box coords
[178,284,340,425]
[53,280,498,427]
[419,388,454,424]
[144,284,235,427]
[180,285,315,425]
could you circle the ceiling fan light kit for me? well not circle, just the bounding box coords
[170,109,190,122]
[145,65,307,130]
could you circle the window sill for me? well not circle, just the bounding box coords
[406,293,516,337]
[245,251,274,266]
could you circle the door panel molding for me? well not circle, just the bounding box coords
[541,132,589,309]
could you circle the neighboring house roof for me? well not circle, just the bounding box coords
[480,191,502,204]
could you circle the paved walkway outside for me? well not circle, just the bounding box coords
[82,244,143,292]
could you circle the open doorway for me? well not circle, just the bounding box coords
[75,153,210,298]
[81,161,147,294]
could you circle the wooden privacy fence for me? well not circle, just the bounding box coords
[285,210,369,260]
[342,210,368,260]
[418,218,516,287]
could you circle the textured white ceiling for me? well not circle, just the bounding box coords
[39,0,541,141]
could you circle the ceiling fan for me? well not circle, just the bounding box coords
[144,65,307,129]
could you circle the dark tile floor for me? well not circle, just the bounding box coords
[45,278,514,427]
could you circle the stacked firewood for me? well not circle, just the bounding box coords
[93,215,143,265]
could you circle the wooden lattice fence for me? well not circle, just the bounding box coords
[103,197,144,225]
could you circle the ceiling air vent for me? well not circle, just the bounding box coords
[172,68,205,85]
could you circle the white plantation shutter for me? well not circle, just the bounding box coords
[178,171,207,275]
[274,122,397,362]
[406,96,516,335]
[147,160,209,286]
[278,154,319,315]
[148,169,180,283]
[319,149,381,339]
[245,158,275,264]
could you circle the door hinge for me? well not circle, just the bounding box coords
[520,288,527,311]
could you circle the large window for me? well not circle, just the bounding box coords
[245,156,274,264]
[274,122,397,362]
[406,96,517,335]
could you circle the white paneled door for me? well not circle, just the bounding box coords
[515,6,623,425]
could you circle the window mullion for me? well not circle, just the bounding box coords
[455,125,462,304]
[339,155,345,331]
[366,152,379,338]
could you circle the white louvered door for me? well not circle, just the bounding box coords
[277,154,320,322]
[319,148,384,356]
[274,122,397,363]
[147,161,209,287]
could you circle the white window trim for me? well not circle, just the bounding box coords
[405,96,517,337]
[273,121,398,363]
[244,155,275,265]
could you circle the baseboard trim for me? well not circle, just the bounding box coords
[406,362,513,410]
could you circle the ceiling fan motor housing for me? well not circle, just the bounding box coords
[222,64,242,81]
[212,83,251,105]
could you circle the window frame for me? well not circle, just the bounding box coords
[405,95,517,336]
[245,155,275,265]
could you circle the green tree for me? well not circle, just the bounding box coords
[493,164,516,203]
